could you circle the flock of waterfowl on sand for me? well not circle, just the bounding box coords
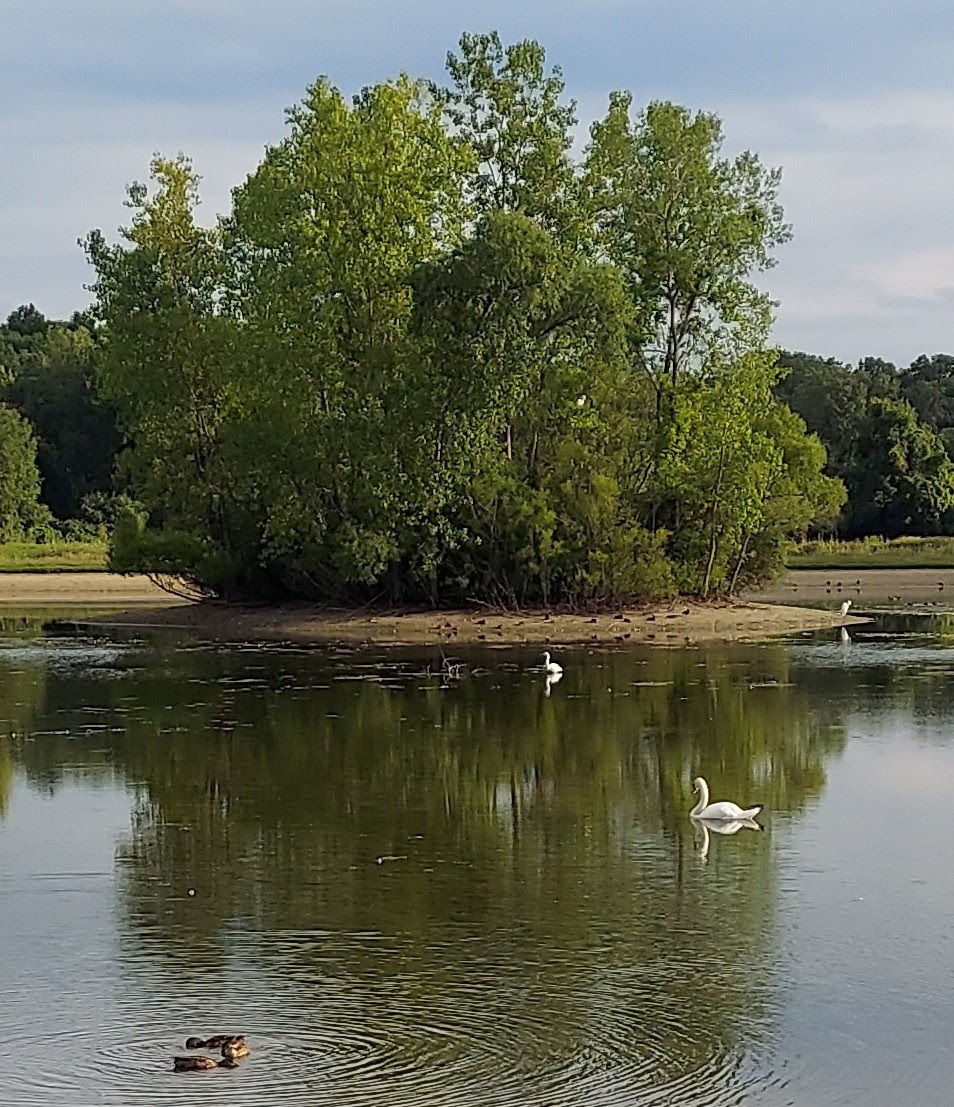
[173,1034,250,1072]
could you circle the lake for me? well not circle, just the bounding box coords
[2,609,954,1105]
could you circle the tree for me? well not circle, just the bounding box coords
[80,37,840,603]
[845,397,954,537]
[585,97,791,392]
[223,74,474,597]
[84,155,243,591]
[436,31,582,241]
[410,210,638,603]
[900,354,954,435]
[0,402,48,538]
[774,350,866,477]
[2,322,120,519]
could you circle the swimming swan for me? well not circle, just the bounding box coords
[690,777,762,821]
[543,652,563,675]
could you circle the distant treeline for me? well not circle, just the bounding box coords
[775,351,954,539]
[2,31,926,605]
[0,304,119,539]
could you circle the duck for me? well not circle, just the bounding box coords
[221,1039,251,1059]
[173,1055,238,1071]
[185,1033,245,1050]
[689,776,762,821]
[542,651,563,675]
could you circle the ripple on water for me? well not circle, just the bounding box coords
[1,935,780,1107]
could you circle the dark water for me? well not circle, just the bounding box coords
[2,611,954,1105]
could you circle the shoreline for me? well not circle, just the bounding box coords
[0,571,866,646]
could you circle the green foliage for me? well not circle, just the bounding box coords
[0,538,108,572]
[777,348,954,540]
[437,31,582,241]
[586,98,790,387]
[845,397,954,538]
[0,402,49,540]
[789,534,954,568]
[109,503,214,590]
[1,317,120,518]
[80,32,837,604]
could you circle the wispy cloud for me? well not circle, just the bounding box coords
[3,1,954,365]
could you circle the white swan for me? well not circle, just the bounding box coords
[839,599,852,616]
[543,651,563,675]
[690,777,762,821]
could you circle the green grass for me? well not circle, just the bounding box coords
[787,535,954,569]
[0,539,109,572]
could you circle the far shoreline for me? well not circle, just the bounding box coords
[0,570,870,646]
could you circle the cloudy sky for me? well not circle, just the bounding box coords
[4,0,953,365]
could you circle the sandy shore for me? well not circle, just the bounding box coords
[0,572,185,606]
[741,566,954,606]
[0,570,870,646]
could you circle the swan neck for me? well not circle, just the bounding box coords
[690,778,709,817]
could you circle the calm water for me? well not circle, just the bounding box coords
[2,610,954,1105]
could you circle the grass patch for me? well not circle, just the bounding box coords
[788,536,954,569]
[0,540,109,572]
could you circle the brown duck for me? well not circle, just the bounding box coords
[184,1034,246,1050]
[221,1039,251,1059]
[173,1055,238,1072]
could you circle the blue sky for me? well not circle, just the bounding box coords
[3,0,953,365]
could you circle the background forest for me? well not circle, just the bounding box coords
[2,33,951,603]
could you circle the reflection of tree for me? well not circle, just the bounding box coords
[0,736,11,818]
[1,636,850,1092]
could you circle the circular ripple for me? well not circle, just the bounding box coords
[0,938,782,1107]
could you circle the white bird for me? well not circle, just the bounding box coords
[690,777,762,822]
[839,599,852,616]
[543,651,563,675]
[544,670,563,696]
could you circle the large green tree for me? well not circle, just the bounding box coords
[82,33,840,604]
[84,155,245,590]
[436,31,582,241]
[585,98,790,391]
[223,74,474,597]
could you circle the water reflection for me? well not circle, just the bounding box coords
[7,616,931,1106]
[695,818,761,863]
[543,670,562,696]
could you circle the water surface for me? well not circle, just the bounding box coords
[1,612,953,1104]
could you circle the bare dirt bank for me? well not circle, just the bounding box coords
[65,593,860,646]
[0,571,875,646]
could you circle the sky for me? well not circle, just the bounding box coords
[3,0,953,366]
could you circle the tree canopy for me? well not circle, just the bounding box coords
[79,32,840,602]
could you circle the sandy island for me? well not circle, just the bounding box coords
[0,570,874,646]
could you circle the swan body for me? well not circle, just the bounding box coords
[690,777,762,821]
[543,652,563,675]
[839,599,852,616]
